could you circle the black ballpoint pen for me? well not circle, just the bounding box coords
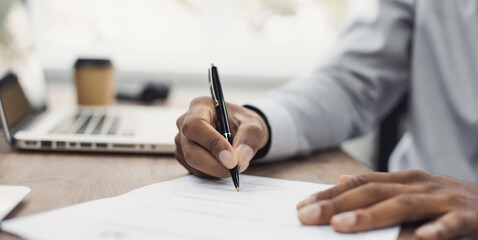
[208,64,240,192]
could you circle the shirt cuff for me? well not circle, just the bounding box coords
[246,98,299,163]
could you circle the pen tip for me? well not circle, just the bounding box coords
[236,187,239,192]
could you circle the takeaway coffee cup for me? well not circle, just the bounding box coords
[74,58,115,106]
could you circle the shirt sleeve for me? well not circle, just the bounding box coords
[249,0,415,162]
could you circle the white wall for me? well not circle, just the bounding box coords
[27,0,362,84]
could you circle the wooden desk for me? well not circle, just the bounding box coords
[0,83,413,239]
[0,140,413,239]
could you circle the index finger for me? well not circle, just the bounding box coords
[181,99,238,169]
[297,171,418,210]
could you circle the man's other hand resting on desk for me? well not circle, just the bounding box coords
[297,170,478,240]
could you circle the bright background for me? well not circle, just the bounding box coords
[27,0,375,86]
[0,0,377,167]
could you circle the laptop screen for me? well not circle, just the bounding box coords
[0,73,36,129]
[0,0,47,143]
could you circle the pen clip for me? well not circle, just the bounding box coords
[208,65,219,107]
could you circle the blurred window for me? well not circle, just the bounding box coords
[27,0,373,81]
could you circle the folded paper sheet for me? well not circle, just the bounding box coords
[1,175,399,240]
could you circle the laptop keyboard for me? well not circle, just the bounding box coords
[106,116,119,135]
[91,115,106,135]
[50,108,134,136]
[76,114,92,134]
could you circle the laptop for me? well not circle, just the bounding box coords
[0,2,184,154]
[0,72,183,154]
[0,73,185,154]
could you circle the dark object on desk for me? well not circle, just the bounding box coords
[117,82,170,104]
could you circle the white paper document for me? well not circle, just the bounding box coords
[1,175,399,240]
[0,185,31,220]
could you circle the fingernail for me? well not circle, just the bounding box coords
[298,204,321,224]
[238,164,249,173]
[297,196,315,209]
[218,150,236,168]
[235,144,254,165]
[331,212,356,228]
[338,175,354,184]
[416,223,443,238]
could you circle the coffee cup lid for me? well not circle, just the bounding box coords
[74,58,112,68]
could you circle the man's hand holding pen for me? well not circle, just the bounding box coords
[175,96,269,178]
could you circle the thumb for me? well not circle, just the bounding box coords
[415,210,478,240]
[233,123,268,168]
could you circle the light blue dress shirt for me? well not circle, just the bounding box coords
[251,0,478,182]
